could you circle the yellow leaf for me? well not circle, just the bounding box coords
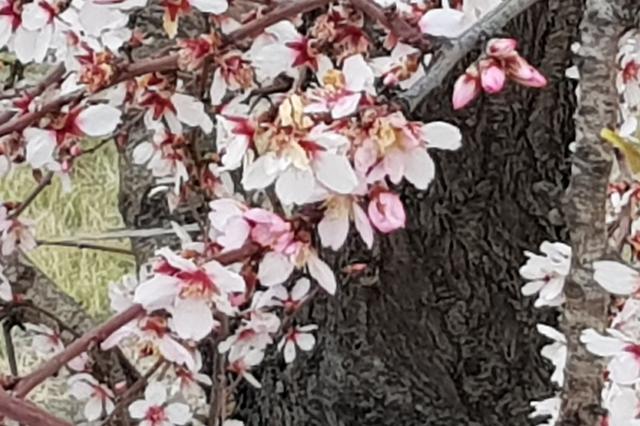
[601,128,640,175]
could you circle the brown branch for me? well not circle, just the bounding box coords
[12,242,259,399]
[8,172,54,220]
[396,0,544,114]
[0,387,72,426]
[13,303,144,399]
[558,1,633,425]
[0,0,333,139]
[102,358,165,425]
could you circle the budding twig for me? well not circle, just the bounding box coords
[36,240,135,257]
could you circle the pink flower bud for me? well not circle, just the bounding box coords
[479,59,506,94]
[368,191,406,233]
[507,56,547,88]
[452,65,481,110]
[486,38,517,59]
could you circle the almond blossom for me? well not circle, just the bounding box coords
[537,324,566,386]
[133,247,245,341]
[227,347,264,388]
[305,54,376,119]
[242,105,358,205]
[101,315,197,371]
[25,323,64,356]
[594,260,640,296]
[318,192,374,250]
[603,384,640,426]
[519,241,571,307]
[129,381,192,426]
[278,324,317,363]
[370,42,426,90]
[581,328,640,385]
[68,373,115,421]
[0,205,36,255]
[361,115,462,190]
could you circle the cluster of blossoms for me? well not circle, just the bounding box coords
[0,0,553,424]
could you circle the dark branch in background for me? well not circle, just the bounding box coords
[559,1,634,425]
[0,387,71,426]
[396,0,543,114]
[2,322,18,376]
[36,240,135,256]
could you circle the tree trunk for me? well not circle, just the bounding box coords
[118,1,581,424]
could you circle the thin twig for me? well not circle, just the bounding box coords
[36,240,135,256]
[208,314,229,426]
[396,0,543,114]
[2,322,18,376]
[8,172,54,220]
[101,358,165,426]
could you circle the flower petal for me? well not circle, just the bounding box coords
[307,252,336,295]
[76,105,122,137]
[258,251,294,287]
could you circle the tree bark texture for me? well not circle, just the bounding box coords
[117,1,581,425]
[559,1,638,425]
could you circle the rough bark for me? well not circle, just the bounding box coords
[558,1,636,425]
[115,1,581,425]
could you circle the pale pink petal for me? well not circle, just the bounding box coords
[307,252,336,295]
[0,17,12,47]
[166,402,191,425]
[275,167,315,205]
[191,0,227,14]
[368,192,406,233]
[421,121,463,150]
[318,211,349,250]
[133,275,180,311]
[331,93,361,119]
[314,152,358,194]
[593,261,640,295]
[128,400,151,419]
[343,54,375,94]
[144,382,167,405]
[609,351,640,385]
[0,280,12,302]
[133,142,155,165]
[242,155,278,190]
[283,340,296,363]
[521,280,545,296]
[242,371,262,388]
[171,299,214,341]
[76,105,122,137]
[158,336,196,371]
[100,323,136,350]
[84,396,103,421]
[258,251,294,287]
[171,93,213,133]
[295,333,316,351]
[210,68,228,106]
[203,260,246,293]
[24,128,56,168]
[403,147,435,190]
[419,8,468,37]
[580,329,627,356]
[291,278,310,301]
[352,202,374,249]
[21,3,49,31]
[157,247,198,272]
